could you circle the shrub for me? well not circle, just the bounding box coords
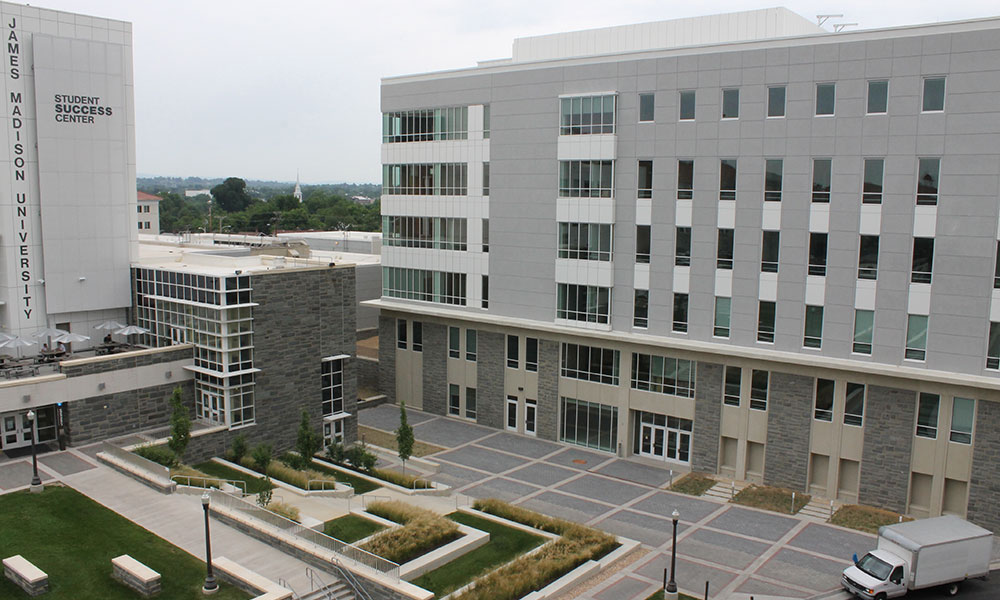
[296,410,321,467]
[134,444,176,468]
[366,500,429,524]
[362,501,460,564]
[373,468,430,489]
[243,455,337,491]
[256,477,273,508]
[326,440,346,464]
[231,434,249,463]
[166,387,191,461]
[282,452,306,471]
[397,401,414,469]
[251,444,273,472]
[270,500,300,523]
[346,442,378,473]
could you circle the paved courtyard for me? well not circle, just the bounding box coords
[362,403,877,599]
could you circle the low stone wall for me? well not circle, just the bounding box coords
[3,555,48,597]
[111,555,161,597]
[61,345,194,377]
[66,380,195,446]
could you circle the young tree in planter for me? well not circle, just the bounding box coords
[396,401,414,474]
[296,410,321,468]
[167,386,191,462]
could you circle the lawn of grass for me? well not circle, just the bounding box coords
[0,486,248,600]
[323,514,385,544]
[831,504,911,534]
[669,472,716,496]
[309,461,381,494]
[358,424,445,457]
[732,484,810,514]
[412,512,545,597]
[194,461,274,495]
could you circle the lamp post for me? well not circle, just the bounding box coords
[26,410,42,492]
[665,508,679,600]
[201,491,218,594]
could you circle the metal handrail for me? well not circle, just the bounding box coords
[171,474,247,496]
[411,478,431,490]
[307,566,372,600]
[306,479,340,491]
[277,577,301,599]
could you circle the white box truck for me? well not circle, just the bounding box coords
[842,515,992,599]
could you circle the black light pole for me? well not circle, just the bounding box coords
[27,410,42,490]
[666,508,679,599]
[201,491,218,594]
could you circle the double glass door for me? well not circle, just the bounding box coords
[635,411,692,464]
[1,407,56,451]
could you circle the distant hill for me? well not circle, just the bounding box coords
[138,176,380,201]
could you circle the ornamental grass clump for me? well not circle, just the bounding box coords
[361,501,460,564]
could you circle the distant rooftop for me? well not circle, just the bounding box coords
[136,242,344,276]
[137,190,159,202]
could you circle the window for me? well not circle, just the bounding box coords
[853,309,874,354]
[804,305,824,349]
[636,226,651,264]
[383,267,466,305]
[724,366,741,406]
[916,158,939,206]
[809,233,828,276]
[994,242,1000,289]
[466,329,477,361]
[383,106,469,142]
[639,93,654,122]
[561,343,620,385]
[764,159,783,202]
[482,219,489,252]
[382,163,467,195]
[714,297,731,338]
[560,94,617,135]
[559,160,614,197]
[638,160,653,198]
[761,231,779,273]
[558,222,613,261]
[867,80,888,114]
[483,104,490,138]
[557,284,611,324]
[482,275,489,309]
[750,370,768,411]
[722,89,739,119]
[916,393,940,438]
[675,227,691,266]
[673,293,689,333]
[507,335,519,369]
[321,358,344,416]
[630,353,696,398]
[483,163,489,196]
[863,159,884,204]
[717,229,734,269]
[560,397,618,452]
[987,322,1000,370]
[906,314,928,361]
[526,338,538,372]
[449,384,460,415]
[449,326,460,358]
[858,236,879,280]
[816,83,835,115]
[812,159,832,203]
[767,86,786,117]
[633,289,649,328]
[466,387,477,419]
[757,301,776,343]
[382,216,467,250]
[412,321,423,352]
[950,397,975,444]
[137,205,142,214]
[677,160,693,199]
[911,238,934,283]
[814,379,834,421]
[679,90,695,120]
[922,77,945,112]
[720,159,737,201]
[844,383,865,426]
[397,319,407,349]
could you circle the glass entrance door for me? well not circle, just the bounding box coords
[1,412,33,450]
[634,411,692,464]
[506,396,518,431]
[197,390,224,425]
[524,399,537,436]
[639,422,665,458]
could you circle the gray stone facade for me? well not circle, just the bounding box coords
[966,399,1000,532]
[377,316,396,404]
[859,385,916,513]
[61,346,193,378]
[536,339,560,441]
[476,331,504,429]
[763,371,813,491]
[692,362,722,473]
[421,322,447,415]
[357,356,379,397]
[65,380,194,446]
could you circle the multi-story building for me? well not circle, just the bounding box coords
[137,191,160,233]
[375,7,1000,530]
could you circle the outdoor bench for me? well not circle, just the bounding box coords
[112,554,161,597]
[3,554,49,596]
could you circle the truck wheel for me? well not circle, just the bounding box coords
[946,583,959,596]
[875,594,886,600]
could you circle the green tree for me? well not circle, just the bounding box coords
[296,410,321,467]
[251,443,273,471]
[396,401,414,473]
[166,387,191,461]
[210,177,253,212]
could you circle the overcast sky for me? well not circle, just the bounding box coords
[26,0,1000,184]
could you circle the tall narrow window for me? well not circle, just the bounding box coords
[867,80,888,114]
[916,393,940,438]
[482,275,489,309]
[714,297,731,338]
[675,227,691,266]
[761,231,779,273]
[804,305,824,348]
[812,159,832,203]
[994,242,1000,289]
[911,238,934,283]
[397,319,407,349]
[767,86,786,117]
[757,301,776,343]
[764,159,783,202]
[636,226,651,264]
[844,383,865,426]
[906,314,928,361]
[816,83,835,115]
[466,329,477,361]
[412,321,423,352]
[916,158,940,206]
[858,236,879,280]
[638,160,653,198]
[482,219,489,252]
[809,233,828,276]
[483,162,490,196]
[950,397,974,444]
[677,160,693,199]
[863,159,884,204]
[853,309,874,355]
[750,370,768,411]
[722,89,739,119]
[723,366,741,406]
[639,93,655,122]
[633,289,649,328]
[987,322,1000,370]
[717,229,734,269]
[814,379,834,421]
[922,77,945,112]
[483,104,490,138]
[466,387,477,419]
[720,159,737,201]
[526,338,538,372]
[679,90,696,120]
[449,384,460,415]
[449,326,460,358]
[673,293,689,333]
[507,334,519,369]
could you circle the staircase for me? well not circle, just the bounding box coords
[299,580,356,600]
[704,479,749,502]
[798,496,841,521]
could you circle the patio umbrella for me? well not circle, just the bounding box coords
[0,332,14,342]
[33,326,68,351]
[115,325,149,347]
[94,320,126,331]
[0,336,35,358]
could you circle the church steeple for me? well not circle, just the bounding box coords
[293,170,303,202]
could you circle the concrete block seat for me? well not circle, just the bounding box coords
[112,554,161,597]
[3,554,49,597]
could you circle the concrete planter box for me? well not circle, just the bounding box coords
[212,457,353,498]
[312,457,450,496]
